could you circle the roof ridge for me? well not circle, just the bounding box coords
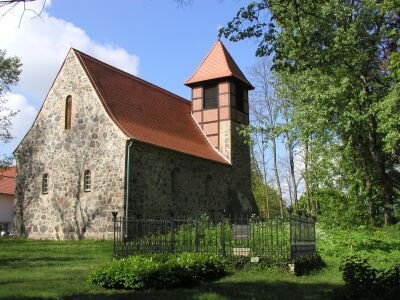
[0,175,15,179]
[184,40,220,85]
[218,41,235,78]
[72,48,191,105]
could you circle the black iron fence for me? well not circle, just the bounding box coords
[112,212,316,260]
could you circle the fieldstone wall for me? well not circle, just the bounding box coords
[14,50,127,240]
[230,120,257,212]
[126,140,255,218]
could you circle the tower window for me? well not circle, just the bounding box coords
[235,84,244,112]
[65,95,72,129]
[203,83,218,109]
[42,174,49,194]
[84,170,91,192]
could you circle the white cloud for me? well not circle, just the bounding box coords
[0,0,139,100]
[6,93,36,140]
[0,0,139,155]
[0,93,37,154]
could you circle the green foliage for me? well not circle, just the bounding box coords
[0,49,21,94]
[0,49,22,167]
[340,257,400,299]
[293,254,326,276]
[221,0,400,227]
[223,255,288,271]
[317,226,400,267]
[223,253,326,276]
[252,170,283,217]
[313,188,369,229]
[89,253,225,290]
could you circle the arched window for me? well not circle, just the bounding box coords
[65,95,72,129]
[42,174,49,194]
[205,175,212,198]
[84,170,91,192]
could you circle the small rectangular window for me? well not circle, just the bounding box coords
[203,84,218,109]
[42,174,49,194]
[84,170,91,192]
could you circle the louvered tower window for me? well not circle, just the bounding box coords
[203,83,218,109]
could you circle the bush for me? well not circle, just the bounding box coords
[89,253,225,290]
[340,256,400,299]
[292,253,326,276]
[223,256,288,271]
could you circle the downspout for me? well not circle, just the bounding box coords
[125,139,133,238]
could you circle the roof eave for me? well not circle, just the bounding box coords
[184,75,254,90]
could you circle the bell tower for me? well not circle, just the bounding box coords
[185,40,256,213]
[185,40,254,162]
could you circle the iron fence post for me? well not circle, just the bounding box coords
[194,216,199,253]
[169,208,175,253]
[220,210,226,257]
[112,211,118,257]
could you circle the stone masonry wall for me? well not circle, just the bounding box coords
[127,141,234,218]
[14,50,127,240]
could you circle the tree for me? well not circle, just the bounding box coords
[221,0,400,226]
[249,58,285,217]
[0,49,21,168]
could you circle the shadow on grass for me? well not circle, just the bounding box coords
[60,280,345,300]
[0,256,92,269]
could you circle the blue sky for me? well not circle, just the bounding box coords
[0,0,259,156]
[47,0,258,99]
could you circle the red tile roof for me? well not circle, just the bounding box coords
[185,40,254,89]
[0,166,16,196]
[74,49,229,165]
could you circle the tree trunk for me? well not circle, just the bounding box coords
[262,151,270,219]
[272,137,284,217]
[368,115,394,226]
[304,139,312,211]
[287,136,298,206]
[286,175,293,207]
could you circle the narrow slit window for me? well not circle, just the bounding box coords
[42,174,49,194]
[203,83,218,109]
[65,95,72,129]
[84,170,91,192]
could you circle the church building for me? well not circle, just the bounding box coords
[13,41,257,239]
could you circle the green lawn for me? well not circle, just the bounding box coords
[0,238,344,299]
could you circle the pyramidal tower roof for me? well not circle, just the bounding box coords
[185,40,254,89]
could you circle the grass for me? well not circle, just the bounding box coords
[0,238,344,300]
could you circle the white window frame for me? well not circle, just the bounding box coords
[84,170,91,192]
[42,174,49,194]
